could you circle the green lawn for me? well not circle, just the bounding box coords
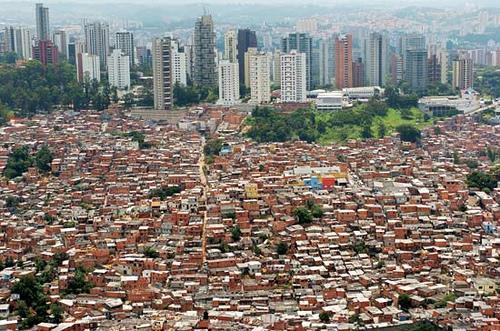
[318,107,432,144]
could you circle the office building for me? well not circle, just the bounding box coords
[237,29,257,85]
[33,39,58,65]
[452,57,474,90]
[406,49,428,92]
[76,53,100,82]
[335,34,353,89]
[282,32,313,90]
[316,91,344,112]
[171,39,187,86]
[35,3,50,41]
[224,30,238,63]
[249,52,271,104]
[193,15,217,87]
[152,37,173,111]
[3,26,32,60]
[115,31,135,67]
[218,60,240,106]
[364,32,388,86]
[53,30,68,59]
[84,22,110,67]
[280,50,307,103]
[108,49,130,90]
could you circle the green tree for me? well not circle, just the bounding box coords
[276,242,288,255]
[231,225,242,242]
[377,122,387,138]
[293,207,313,224]
[466,171,497,191]
[3,146,33,179]
[361,125,373,139]
[50,303,64,324]
[319,311,331,323]
[35,145,54,173]
[65,266,93,295]
[204,139,223,157]
[143,246,160,258]
[399,293,412,312]
[396,124,421,143]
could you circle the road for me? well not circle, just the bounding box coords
[198,136,209,264]
[464,101,499,117]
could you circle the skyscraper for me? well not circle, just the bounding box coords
[280,50,307,103]
[108,49,130,90]
[317,37,335,87]
[237,29,257,85]
[364,32,388,86]
[33,39,58,66]
[218,60,240,106]
[53,30,68,59]
[452,57,474,91]
[282,33,313,90]
[224,30,238,63]
[3,26,32,60]
[84,22,110,68]
[115,31,135,67]
[193,15,217,88]
[35,3,50,41]
[152,37,173,111]
[335,34,353,89]
[249,52,271,104]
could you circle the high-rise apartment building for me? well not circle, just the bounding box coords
[218,60,240,106]
[280,50,307,103]
[33,39,58,65]
[53,30,68,59]
[452,57,474,90]
[84,22,110,67]
[249,52,271,104]
[317,37,335,87]
[152,37,173,111]
[352,58,365,88]
[271,50,281,86]
[3,26,32,60]
[282,33,313,90]
[115,31,135,67]
[237,29,257,85]
[390,54,404,84]
[406,49,428,92]
[108,49,130,90]
[335,34,353,89]
[76,53,100,82]
[364,32,388,86]
[244,47,258,88]
[171,39,187,86]
[35,3,50,41]
[224,30,238,63]
[427,54,441,85]
[193,15,217,87]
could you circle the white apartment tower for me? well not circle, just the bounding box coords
[152,37,173,111]
[218,60,240,106]
[76,53,100,82]
[280,51,307,103]
[249,52,271,104]
[171,39,187,86]
[107,49,130,90]
[452,57,474,91]
[364,32,388,86]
